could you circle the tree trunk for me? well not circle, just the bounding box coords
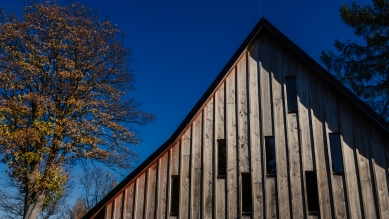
[24,193,45,219]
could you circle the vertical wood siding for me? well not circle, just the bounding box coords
[322,84,348,219]
[91,34,389,219]
[248,41,263,219]
[202,98,213,219]
[156,153,169,218]
[214,82,226,219]
[226,67,238,219]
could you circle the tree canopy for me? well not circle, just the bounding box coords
[0,2,154,218]
[321,0,389,120]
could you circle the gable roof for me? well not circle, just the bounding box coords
[83,17,389,218]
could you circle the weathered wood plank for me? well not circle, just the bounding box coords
[283,49,304,219]
[322,85,339,133]
[248,40,263,219]
[216,178,226,218]
[237,53,251,216]
[259,35,276,219]
[309,72,332,219]
[171,143,180,176]
[354,115,378,219]
[308,215,320,219]
[106,202,113,219]
[270,40,290,219]
[134,173,146,219]
[332,175,348,219]
[123,182,135,219]
[146,163,157,219]
[214,83,226,219]
[203,98,213,219]
[179,130,191,219]
[259,36,273,137]
[156,153,169,219]
[191,115,202,219]
[226,68,238,218]
[339,101,363,219]
[113,193,123,219]
[237,53,250,174]
[287,113,304,219]
[169,143,179,219]
[369,126,389,219]
[265,177,277,219]
[296,61,314,171]
[321,85,348,219]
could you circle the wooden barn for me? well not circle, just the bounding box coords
[83,18,389,219]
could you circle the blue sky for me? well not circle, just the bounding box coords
[1,0,371,208]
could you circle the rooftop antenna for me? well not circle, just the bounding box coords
[258,0,262,18]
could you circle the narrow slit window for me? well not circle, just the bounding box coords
[218,139,227,177]
[286,76,298,112]
[305,171,320,214]
[329,133,344,173]
[170,175,180,215]
[241,173,252,214]
[265,137,276,175]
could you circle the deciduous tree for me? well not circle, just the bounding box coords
[0,175,72,219]
[70,167,118,218]
[0,2,154,219]
[321,0,389,119]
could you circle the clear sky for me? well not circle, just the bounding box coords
[1,0,371,209]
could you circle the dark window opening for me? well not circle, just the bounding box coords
[265,137,276,175]
[305,171,320,214]
[170,175,180,215]
[218,139,227,177]
[241,173,252,214]
[286,76,298,112]
[329,133,344,173]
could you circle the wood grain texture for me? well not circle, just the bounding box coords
[134,173,146,219]
[123,182,135,219]
[353,115,378,219]
[369,127,389,219]
[226,68,238,218]
[202,98,214,219]
[113,193,123,219]
[248,40,263,219]
[339,101,363,219]
[265,177,277,219]
[146,163,157,219]
[237,54,250,174]
[309,72,332,219]
[171,143,180,176]
[270,40,290,219]
[296,61,314,171]
[287,113,304,219]
[322,85,339,133]
[237,53,250,217]
[214,83,226,219]
[191,116,202,219]
[179,129,191,219]
[156,153,169,219]
[283,49,304,219]
[258,36,273,137]
[332,175,347,219]
[259,36,276,219]
[321,85,348,219]
[106,202,113,219]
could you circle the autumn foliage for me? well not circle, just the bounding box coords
[0,2,154,219]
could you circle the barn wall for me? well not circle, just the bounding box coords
[91,33,389,219]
